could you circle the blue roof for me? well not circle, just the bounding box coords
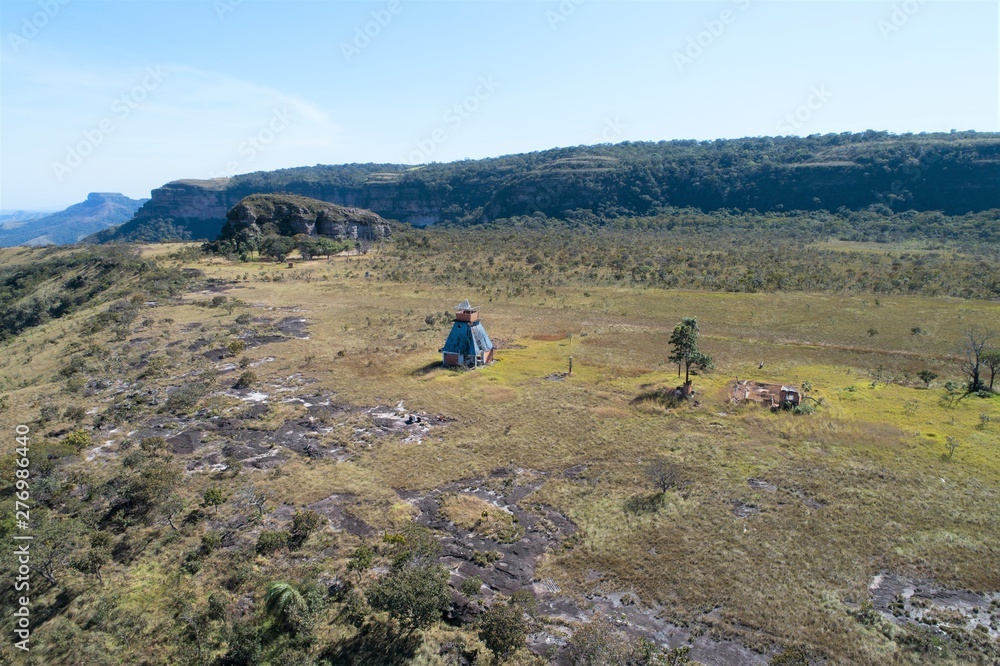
[441,320,494,356]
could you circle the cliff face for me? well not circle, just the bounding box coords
[219,194,390,242]
[96,132,1000,243]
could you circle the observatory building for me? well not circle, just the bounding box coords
[440,300,495,368]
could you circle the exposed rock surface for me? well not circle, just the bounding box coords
[219,193,390,242]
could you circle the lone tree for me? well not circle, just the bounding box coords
[646,458,680,495]
[916,369,938,388]
[958,327,996,392]
[668,317,714,388]
[982,349,1000,391]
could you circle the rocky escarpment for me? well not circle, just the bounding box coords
[87,179,236,243]
[219,194,390,243]
[95,132,1000,243]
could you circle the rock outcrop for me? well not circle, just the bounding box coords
[219,194,390,243]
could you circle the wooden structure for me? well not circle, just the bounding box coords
[440,300,495,368]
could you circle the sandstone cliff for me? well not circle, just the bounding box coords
[219,194,390,243]
[95,132,1000,243]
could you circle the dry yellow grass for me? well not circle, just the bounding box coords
[1,243,998,664]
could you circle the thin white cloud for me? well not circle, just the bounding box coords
[1,48,342,207]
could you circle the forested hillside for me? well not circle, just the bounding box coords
[96,132,1000,243]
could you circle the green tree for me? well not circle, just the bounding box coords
[347,544,375,581]
[72,531,113,584]
[115,456,181,525]
[33,513,85,586]
[260,235,295,262]
[668,317,714,385]
[478,600,528,661]
[366,560,450,631]
[982,349,1000,391]
[916,369,938,388]
[202,487,227,514]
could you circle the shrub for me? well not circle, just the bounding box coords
[234,371,257,389]
[63,405,87,424]
[227,340,246,357]
[165,382,208,413]
[39,404,60,423]
[366,560,450,630]
[63,430,92,451]
[289,509,323,548]
[460,575,483,597]
[256,530,289,555]
[478,600,527,660]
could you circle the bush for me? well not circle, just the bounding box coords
[366,560,450,630]
[165,382,208,413]
[256,530,289,555]
[289,509,324,548]
[234,371,257,389]
[478,600,527,660]
[63,405,87,424]
[39,404,60,423]
[63,430,92,451]
[460,575,483,597]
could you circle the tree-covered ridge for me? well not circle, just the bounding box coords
[231,131,1000,221]
[98,132,1000,243]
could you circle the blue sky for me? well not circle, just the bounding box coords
[1,0,997,210]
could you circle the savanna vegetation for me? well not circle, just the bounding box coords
[0,225,997,665]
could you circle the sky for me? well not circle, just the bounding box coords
[0,0,997,211]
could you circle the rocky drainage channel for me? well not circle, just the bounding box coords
[403,469,769,665]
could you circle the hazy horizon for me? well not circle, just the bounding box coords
[2,0,997,210]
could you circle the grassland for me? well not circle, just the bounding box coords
[0,239,997,665]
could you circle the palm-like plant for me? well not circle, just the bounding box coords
[264,582,307,631]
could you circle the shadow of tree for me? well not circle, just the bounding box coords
[319,617,422,666]
[624,493,663,515]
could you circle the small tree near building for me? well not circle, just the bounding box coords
[668,317,714,390]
